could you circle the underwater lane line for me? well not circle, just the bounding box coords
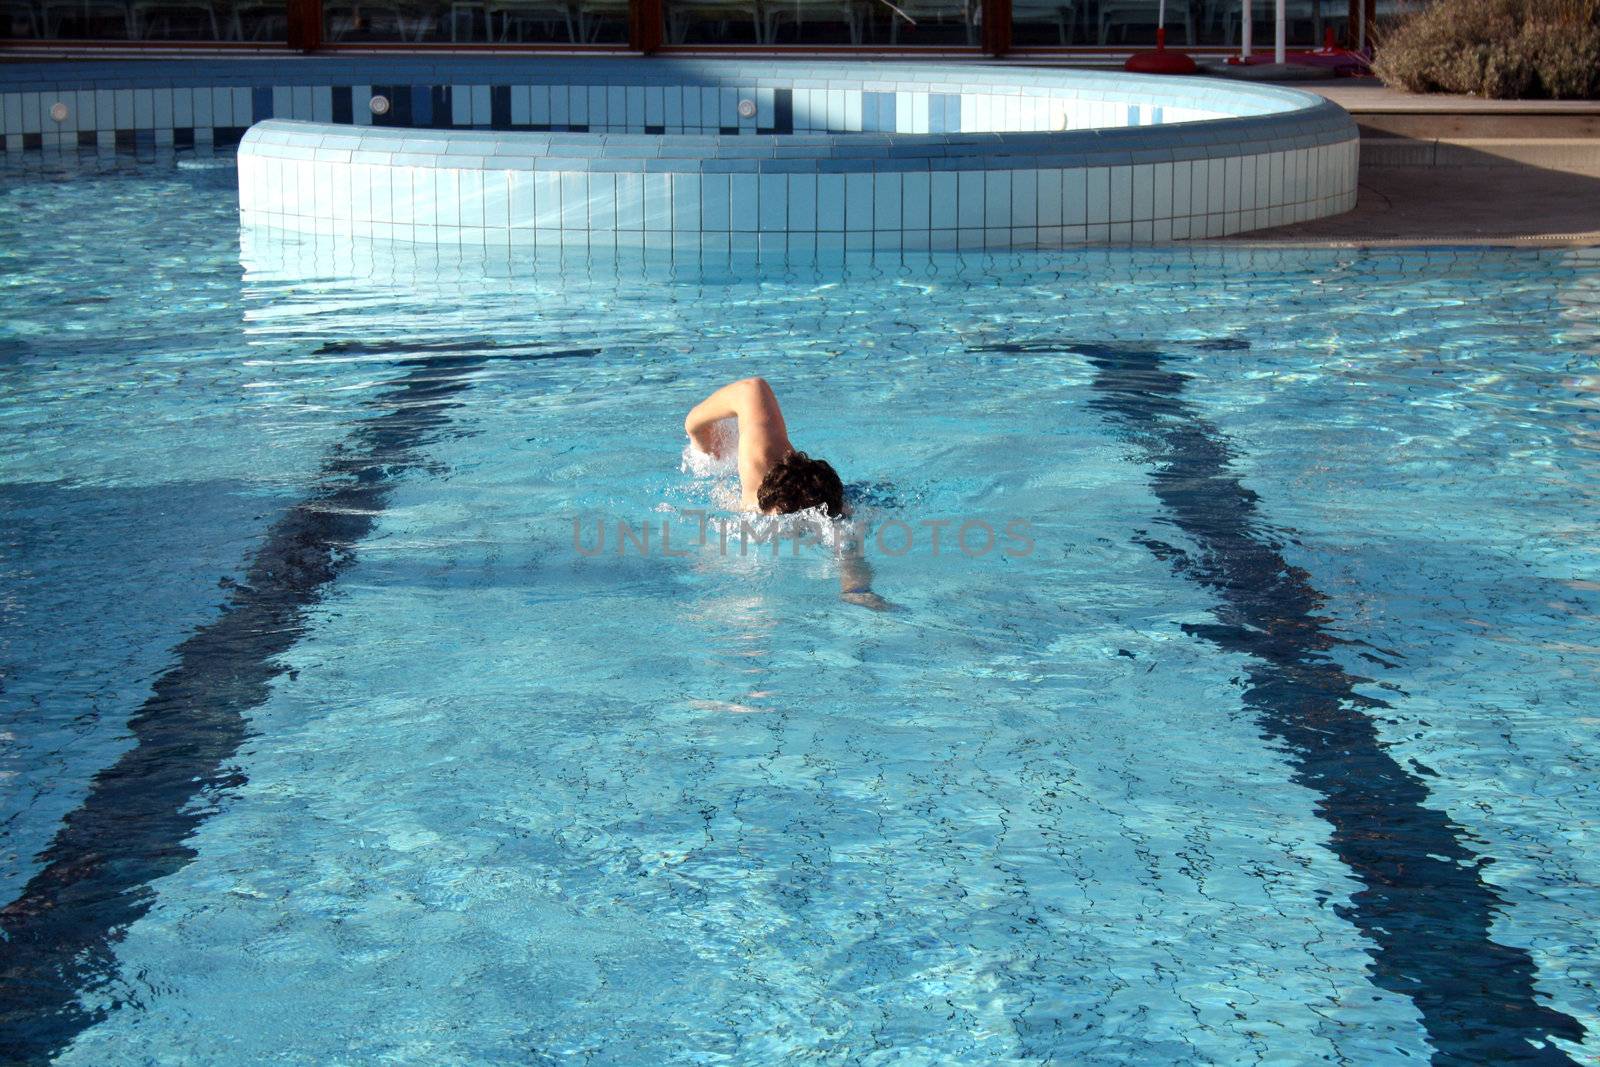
[0,343,597,1066]
[973,339,1584,1066]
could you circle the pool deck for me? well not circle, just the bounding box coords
[1243,78,1600,247]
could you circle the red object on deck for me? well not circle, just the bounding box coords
[1124,27,1199,74]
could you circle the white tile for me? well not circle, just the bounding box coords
[587,172,615,231]
[534,171,562,228]
[844,172,873,231]
[669,172,697,230]
[826,89,844,132]
[1223,156,1242,213]
[844,90,861,133]
[787,173,817,231]
[291,86,312,121]
[272,86,291,121]
[1207,158,1226,214]
[701,173,730,231]
[510,86,531,125]
[549,85,569,125]
[627,86,645,131]
[1174,160,1193,217]
[587,85,606,128]
[1010,169,1036,227]
[191,87,214,128]
[530,85,551,125]
[114,89,134,129]
[509,170,536,226]
[1108,166,1132,222]
[662,86,680,131]
[559,172,587,229]
[452,85,472,126]
[984,169,1010,228]
[1132,164,1153,221]
[1,96,21,137]
[386,167,411,224]
[313,86,333,124]
[1153,162,1173,218]
[901,170,930,232]
[616,172,644,229]
[645,86,664,127]
[726,174,757,230]
[816,173,845,231]
[352,86,372,126]
[134,89,154,129]
[93,89,114,131]
[436,169,460,227]
[473,85,492,125]
[73,89,96,132]
[211,86,232,126]
[872,173,901,231]
[756,86,774,130]
[759,172,786,231]
[367,163,390,222]
[483,170,511,229]
[1085,168,1109,224]
[606,85,626,130]
[413,165,439,225]
[234,87,252,126]
[957,170,984,228]
[1037,168,1062,227]
[930,171,957,229]
[911,93,927,135]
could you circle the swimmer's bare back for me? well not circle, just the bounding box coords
[683,378,897,611]
[683,377,792,512]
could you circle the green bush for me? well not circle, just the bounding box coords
[1372,0,1600,98]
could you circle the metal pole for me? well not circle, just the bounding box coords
[1274,0,1285,61]
[1241,0,1251,57]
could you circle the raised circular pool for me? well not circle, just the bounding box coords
[237,59,1358,252]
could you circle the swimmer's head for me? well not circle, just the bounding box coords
[758,451,845,518]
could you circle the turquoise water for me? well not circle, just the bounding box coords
[1,154,1597,1064]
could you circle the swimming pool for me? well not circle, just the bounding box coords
[2,154,1597,1064]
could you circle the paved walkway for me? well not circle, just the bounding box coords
[1242,78,1600,246]
[1248,162,1600,246]
[1302,78,1600,115]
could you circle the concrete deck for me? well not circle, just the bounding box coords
[1241,78,1600,246]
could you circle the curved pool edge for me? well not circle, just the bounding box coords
[235,62,1359,250]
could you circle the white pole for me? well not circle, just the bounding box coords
[1274,0,1286,62]
[1241,0,1252,57]
[1158,0,1165,27]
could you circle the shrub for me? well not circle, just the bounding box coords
[1372,0,1600,98]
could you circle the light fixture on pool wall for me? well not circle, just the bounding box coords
[49,101,68,124]
[369,95,391,116]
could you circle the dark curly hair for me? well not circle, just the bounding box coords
[757,451,845,517]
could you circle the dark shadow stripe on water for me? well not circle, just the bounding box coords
[0,344,598,1065]
[976,339,1583,1065]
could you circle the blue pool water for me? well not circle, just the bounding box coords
[2,154,1598,1064]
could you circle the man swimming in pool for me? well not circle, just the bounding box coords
[684,377,892,610]
[684,377,845,516]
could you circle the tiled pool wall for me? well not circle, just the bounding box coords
[0,59,1359,247]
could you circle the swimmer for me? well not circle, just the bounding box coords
[684,377,894,611]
